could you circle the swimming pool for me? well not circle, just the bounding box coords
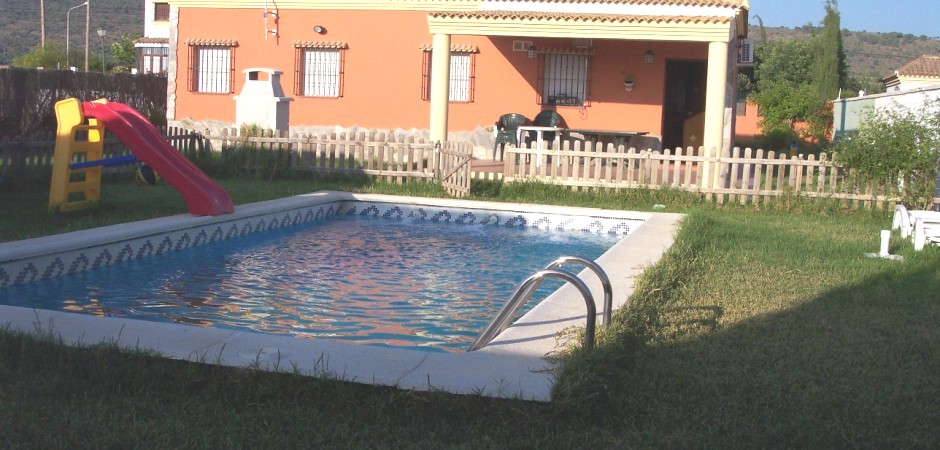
[0,192,681,400]
[0,214,622,352]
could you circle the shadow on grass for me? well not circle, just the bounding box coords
[565,256,939,447]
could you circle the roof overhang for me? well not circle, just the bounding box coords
[166,0,482,11]
[134,37,170,48]
[427,10,737,42]
[165,0,747,42]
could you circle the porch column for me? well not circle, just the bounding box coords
[702,40,729,189]
[429,33,451,143]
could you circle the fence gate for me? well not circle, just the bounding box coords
[438,142,472,198]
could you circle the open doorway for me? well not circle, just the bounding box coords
[661,60,706,152]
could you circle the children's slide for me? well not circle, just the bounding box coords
[81,101,234,216]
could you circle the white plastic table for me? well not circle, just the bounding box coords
[517,126,563,167]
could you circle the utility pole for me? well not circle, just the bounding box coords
[84,0,90,71]
[40,0,46,47]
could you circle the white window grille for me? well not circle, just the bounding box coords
[189,45,232,93]
[301,48,343,97]
[421,50,476,103]
[448,52,473,102]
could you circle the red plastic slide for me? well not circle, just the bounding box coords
[82,101,234,216]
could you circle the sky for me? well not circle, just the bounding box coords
[749,0,940,38]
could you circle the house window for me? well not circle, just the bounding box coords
[138,46,168,75]
[293,45,345,98]
[153,2,170,22]
[421,48,476,103]
[186,41,236,94]
[538,52,591,106]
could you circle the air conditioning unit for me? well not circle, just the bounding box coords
[738,39,754,65]
[512,40,534,52]
[572,39,592,49]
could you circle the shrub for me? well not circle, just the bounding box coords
[835,99,940,208]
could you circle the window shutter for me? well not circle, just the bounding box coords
[738,39,754,65]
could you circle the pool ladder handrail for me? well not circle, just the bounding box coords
[468,256,612,352]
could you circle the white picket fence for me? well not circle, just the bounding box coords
[210,129,473,198]
[505,141,909,208]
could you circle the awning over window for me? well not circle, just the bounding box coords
[184,38,238,46]
[419,44,480,53]
[292,41,349,49]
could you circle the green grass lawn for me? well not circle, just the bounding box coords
[1,174,938,447]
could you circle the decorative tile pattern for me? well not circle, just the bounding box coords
[0,200,644,288]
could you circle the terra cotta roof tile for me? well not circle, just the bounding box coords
[134,37,169,45]
[487,0,746,5]
[429,10,732,24]
[895,55,940,78]
[292,41,349,49]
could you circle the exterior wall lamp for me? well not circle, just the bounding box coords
[313,25,326,34]
[644,50,654,64]
[96,28,106,72]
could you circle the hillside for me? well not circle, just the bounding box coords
[756,25,940,82]
[0,0,143,65]
[1,3,938,81]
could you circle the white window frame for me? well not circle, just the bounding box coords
[139,46,168,75]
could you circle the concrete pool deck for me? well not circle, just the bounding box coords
[0,192,682,401]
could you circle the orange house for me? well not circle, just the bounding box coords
[165,0,750,157]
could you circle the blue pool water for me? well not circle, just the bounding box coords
[0,215,621,352]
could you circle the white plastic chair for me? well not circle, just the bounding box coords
[892,204,940,241]
[913,217,940,251]
[892,204,913,238]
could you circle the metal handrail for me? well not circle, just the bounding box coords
[468,268,596,352]
[481,256,612,340]
[543,255,613,328]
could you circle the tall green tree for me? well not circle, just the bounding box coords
[811,0,847,100]
[110,33,141,72]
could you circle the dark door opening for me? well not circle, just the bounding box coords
[661,60,706,152]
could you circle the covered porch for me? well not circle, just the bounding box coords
[425,3,749,187]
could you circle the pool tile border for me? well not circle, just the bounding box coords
[0,192,644,288]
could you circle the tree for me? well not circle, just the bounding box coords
[110,33,141,72]
[755,39,814,87]
[811,0,847,101]
[749,38,829,142]
[11,45,66,69]
[748,3,848,146]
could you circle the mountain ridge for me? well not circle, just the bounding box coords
[1,2,938,83]
[756,25,940,81]
[1,0,143,65]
